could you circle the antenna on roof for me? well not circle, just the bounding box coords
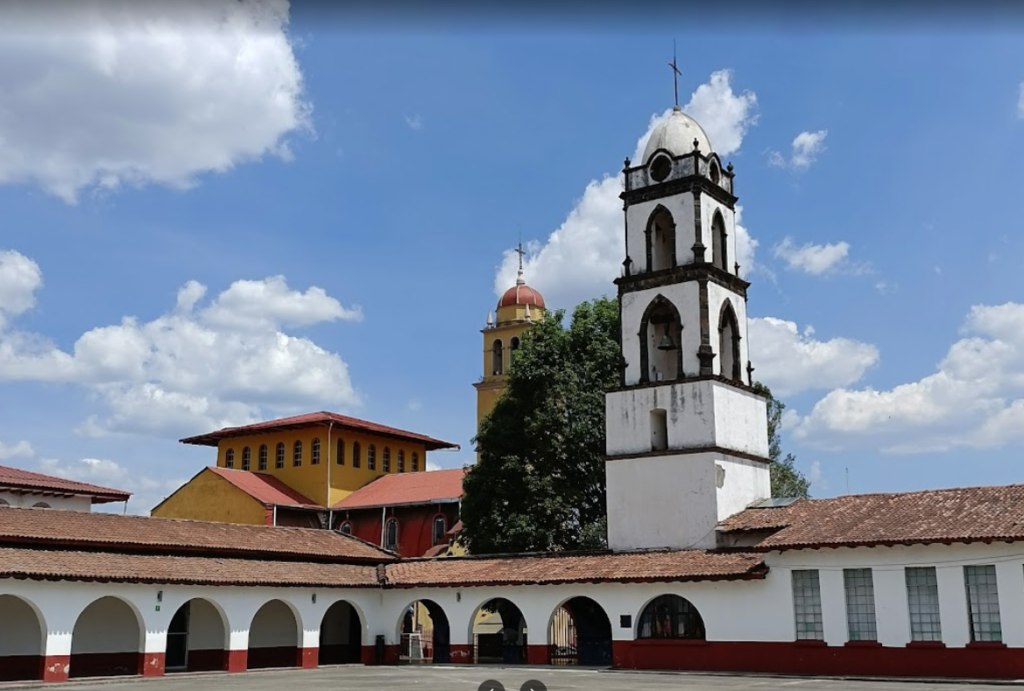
[845,467,850,495]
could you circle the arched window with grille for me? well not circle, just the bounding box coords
[293,440,303,467]
[382,447,391,473]
[637,595,706,640]
[411,452,419,472]
[225,449,235,469]
[353,442,361,468]
[258,444,268,471]
[397,450,405,473]
[340,521,352,535]
[336,438,344,465]
[241,446,251,471]
[432,515,447,546]
[311,438,321,465]
[384,518,399,552]
[275,442,285,469]
[366,444,375,470]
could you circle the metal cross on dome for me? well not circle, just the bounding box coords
[668,40,682,108]
[515,240,526,272]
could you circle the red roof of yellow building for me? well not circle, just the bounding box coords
[206,467,320,508]
[333,468,467,510]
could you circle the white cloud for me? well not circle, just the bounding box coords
[407,399,423,412]
[808,459,829,492]
[768,130,828,170]
[772,237,851,276]
[0,0,311,204]
[1018,82,1024,119]
[404,114,424,131]
[37,457,185,515]
[0,251,363,437]
[748,317,879,397]
[494,70,759,309]
[0,439,33,460]
[793,302,1024,453]
[0,250,42,330]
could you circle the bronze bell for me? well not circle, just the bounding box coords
[657,334,677,351]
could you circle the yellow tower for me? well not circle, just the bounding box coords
[473,244,546,433]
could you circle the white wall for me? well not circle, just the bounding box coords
[71,597,141,654]
[248,600,299,648]
[185,599,226,651]
[715,456,770,520]
[0,492,93,512]
[0,594,43,655]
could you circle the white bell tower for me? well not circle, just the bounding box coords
[604,103,770,551]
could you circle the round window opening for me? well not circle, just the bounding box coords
[650,155,672,183]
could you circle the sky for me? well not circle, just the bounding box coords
[1,1,1024,513]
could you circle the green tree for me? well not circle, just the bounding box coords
[460,297,620,554]
[753,381,811,498]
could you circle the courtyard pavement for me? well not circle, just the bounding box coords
[11,667,1024,691]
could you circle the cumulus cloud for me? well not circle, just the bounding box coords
[0,439,33,460]
[0,250,363,437]
[494,69,759,309]
[0,250,42,330]
[0,0,311,204]
[404,114,424,131]
[772,237,851,276]
[37,457,185,515]
[768,130,828,170]
[793,302,1024,453]
[748,317,879,397]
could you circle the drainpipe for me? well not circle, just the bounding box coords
[326,421,334,530]
[272,504,278,527]
[380,505,387,548]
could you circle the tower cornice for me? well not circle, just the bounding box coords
[621,174,738,208]
[614,263,750,297]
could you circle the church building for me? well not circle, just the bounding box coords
[2,91,1024,684]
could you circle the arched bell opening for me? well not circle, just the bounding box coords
[711,210,728,273]
[646,206,677,272]
[491,339,504,375]
[718,300,742,382]
[639,296,683,383]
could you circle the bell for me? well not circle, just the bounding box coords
[657,334,677,351]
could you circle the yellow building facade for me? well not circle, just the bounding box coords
[473,254,546,433]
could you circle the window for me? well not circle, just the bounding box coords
[366,444,374,470]
[650,154,671,183]
[411,452,419,472]
[225,449,235,469]
[336,439,344,465]
[397,450,405,473]
[646,205,676,272]
[340,521,352,535]
[311,438,321,465]
[711,211,728,272]
[384,518,398,551]
[844,568,878,641]
[432,515,447,546]
[241,446,251,471]
[906,567,942,642]
[965,565,1002,642]
[492,339,504,375]
[510,336,521,362]
[293,440,303,467]
[718,301,742,382]
[275,442,285,469]
[637,595,705,640]
[32,502,51,509]
[353,442,361,469]
[792,569,824,641]
[258,444,268,471]
[709,161,721,185]
[383,447,391,473]
[650,409,668,451]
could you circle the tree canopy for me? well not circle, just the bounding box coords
[460,297,620,554]
[753,381,812,498]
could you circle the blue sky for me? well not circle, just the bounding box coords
[1,2,1023,511]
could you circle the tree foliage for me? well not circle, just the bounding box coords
[460,297,620,554]
[753,381,811,499]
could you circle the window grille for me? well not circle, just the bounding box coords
[398,450,405,473]
[412,452,419,472]
[241,446,251,471]
[366,444,374,470]
[275,443,285,469]
[966,565,1002,642]
[906,567,942,642]
[258,445,268,471]
[293,441,302,467]
[336,439,344,465]
[225,449,235,469]
[311,438,321,465]
[792,570,824,640]
[637,595,705,640]
[843,568,877,641]
[433,515,447,545]
[383,447,391,473]
[353,442,361,468]
[385,518,398,551]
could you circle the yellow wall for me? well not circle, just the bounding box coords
[152,469,267,525]
[214,427,429,507]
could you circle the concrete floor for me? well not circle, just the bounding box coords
[16,667,1022,691]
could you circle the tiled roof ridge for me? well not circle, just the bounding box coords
[392,545,695,564]
[0,463,131,499]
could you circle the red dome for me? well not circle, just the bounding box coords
[498,282,545,310]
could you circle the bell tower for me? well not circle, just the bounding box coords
[604,104,770,551]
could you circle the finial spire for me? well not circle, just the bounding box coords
[515,240,526,285]
[668,39,682,109]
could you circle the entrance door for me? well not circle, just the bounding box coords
[165,602,190,671]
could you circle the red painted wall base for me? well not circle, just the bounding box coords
[226,649,247,673]
[141,652,165,677]
[42,655,70,683]
[247,646,299,670]
[527,645,550,666]
[612,640,1024,679]
[449,644,473,664]
[69,652,141,678]
[298,647,318,669]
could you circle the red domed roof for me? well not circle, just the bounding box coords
[498,279,545,310]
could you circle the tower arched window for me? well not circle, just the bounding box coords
[719,301,742,382]
[225,449,235,469]
[640,296,683,383]
[336,438,345,465]
[293,440,303,467]
[711,210,728,272]
[510,336,521,362]
[411,452,419,472]
[311,438,321,465]
[492,339,504,375]
[646,206,676,272]
[275,443,285,469]
[432,515,447,546]
[383,447,391,473]
[353,442,362,469]
[384,517,399,552]
[366,444,375,470]
[258,444,268,471]
[241,446,251,471]
[637,595,706,640]
[340,521,352,535]
[709,160,721,185]
[397,450,405,473]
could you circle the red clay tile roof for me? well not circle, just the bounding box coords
[180,411,459,451]
[207,467,320,508]
[333,468,467,510]
[384,549,767,588]
[0,547,379,588]
[0,506,393,563]
[0,464,130,504]
[720,484,1024,552]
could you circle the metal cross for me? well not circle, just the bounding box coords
[515,241,526,271]
[668,40,682,107]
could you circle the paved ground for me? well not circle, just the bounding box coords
[13,667,1023,691]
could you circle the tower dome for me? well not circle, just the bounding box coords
[498,271,546,310]
[642,106,713,164]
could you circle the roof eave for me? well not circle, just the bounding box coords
[333,496,462,511]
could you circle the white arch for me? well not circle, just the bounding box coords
[70,595,145,678]
[0,594,46,681]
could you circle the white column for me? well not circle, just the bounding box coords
[936,565,969,647]
[819,568,847,646]
[874,567,910,647]
[995,561,1024,646]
